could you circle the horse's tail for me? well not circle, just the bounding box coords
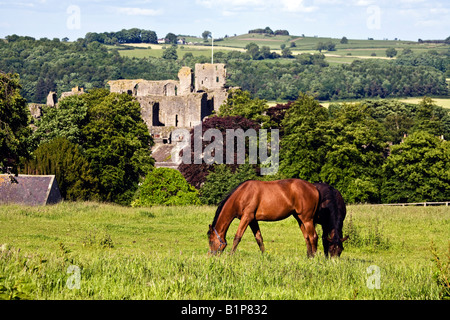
[211,180,251,228]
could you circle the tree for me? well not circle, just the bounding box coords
[82,92,154,204]
[274,29,289,36]
[218,88,269,125]
[132,168,200,206]
[178,115,261,189]
[260,46,272,59]
[162,45,178,60]
[245,42,261,60]
[412,97,449,139]
[264,26,274,35]
[386,48,397,58]
[32,94,89,146]
[362,99,416,144]
[316,42,326,52]
[141,30,157,44]
[165,33,177,44]
[382,131,450,203]
[202,31,211,42]
[279,93,329,182]
[0,72,31,173]
[22,137,98,201]
[319,102,387,203]
[326,41,336,51]
[266,101,294,135]
[340,36,348,44]
[315,41,335,52]
[281,47,293,58]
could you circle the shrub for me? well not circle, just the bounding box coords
[132,168,200,207]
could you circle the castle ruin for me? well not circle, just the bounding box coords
[108,63,229,143]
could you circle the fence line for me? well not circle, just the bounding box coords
[377,201,449,207]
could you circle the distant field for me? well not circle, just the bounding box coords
[110,33,450,65]
[270,97,450,109]
[318,97,450,109]
[115,43,242,59]
[398,97,450,109]
[0,202,448,299]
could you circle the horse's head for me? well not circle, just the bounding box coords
[313,182,348,258]
[207,225,227,255]
[326,229,348,257]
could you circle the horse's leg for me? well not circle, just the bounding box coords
[249,220,265,253]
[230,215,252,253]
[322,226,330,257]
[295,216,318,257]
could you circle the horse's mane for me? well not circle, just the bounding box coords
[210,180,251,229]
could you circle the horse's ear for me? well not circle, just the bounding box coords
[341,236,349,242]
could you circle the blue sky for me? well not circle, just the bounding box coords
[0,0,449,41]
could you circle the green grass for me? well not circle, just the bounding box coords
[0,202,448,299]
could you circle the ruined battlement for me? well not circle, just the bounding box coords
[107,63,229,142]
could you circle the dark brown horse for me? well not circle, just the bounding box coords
[207,179,321,257]
[313,182,348,257]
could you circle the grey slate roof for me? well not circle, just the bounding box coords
[0,174,62,206]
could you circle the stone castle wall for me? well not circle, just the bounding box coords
[108,63,229,141]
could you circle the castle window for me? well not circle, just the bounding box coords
[216,77,219,83]
[175,115,179,127]
[175,86,178,96]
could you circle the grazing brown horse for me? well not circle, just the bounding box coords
[313,182,348,257]
[207,179,321,257]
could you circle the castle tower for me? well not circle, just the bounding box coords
[178,66,193,95]
[194,63,226,92]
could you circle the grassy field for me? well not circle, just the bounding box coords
[0,202,448,300]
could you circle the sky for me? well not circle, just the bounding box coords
[0,0,449,41]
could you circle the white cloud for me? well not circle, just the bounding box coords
[195,0,262,8]
[313,0,343,4]
[114,7,163,16]
[196,0,318,14]
[353,0,375,6]
[280,0,318,12]
[399,0,426,3]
